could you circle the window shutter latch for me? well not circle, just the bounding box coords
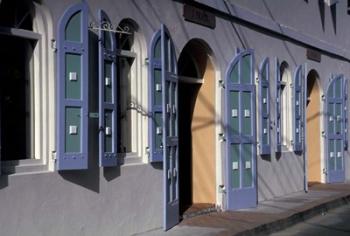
[89,112,99,118]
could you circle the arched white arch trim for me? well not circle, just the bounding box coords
[32,3,55,170]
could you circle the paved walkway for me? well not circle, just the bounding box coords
[270,203,350,235]
[135,183,350,236]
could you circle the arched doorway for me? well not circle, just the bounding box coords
[306,70,322,183]
[177,39,216,216]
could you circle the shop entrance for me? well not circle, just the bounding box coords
[178,40,216,216]
[306,70,322,183]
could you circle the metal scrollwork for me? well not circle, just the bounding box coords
[88,20,131,35]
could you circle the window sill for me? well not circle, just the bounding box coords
[118,152,143,166]
[280,145,293,153]
[1,159,48,176]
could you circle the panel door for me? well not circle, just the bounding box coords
[161,24,179,230]
[326,75,345,183]
[226,50,257,210]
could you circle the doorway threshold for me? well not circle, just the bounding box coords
[181,203,217,220]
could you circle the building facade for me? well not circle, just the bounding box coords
[0,0,349,234]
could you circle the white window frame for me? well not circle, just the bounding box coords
[0,3,55,174]
[117,19,148,163]
[280,62,292,151]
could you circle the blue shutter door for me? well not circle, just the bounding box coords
[161,24,179,230]
[149,31,163,162]
[326,75,345,183]
[259,58,270,155]
[344,79,348,150]
[293,65,304,152]
[275,58,281,152]
[57,3,89,170]
[226,50,257,210]
[98,10,118,167]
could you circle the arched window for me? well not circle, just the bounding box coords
[280,62,292,150]
[116,19,147,160]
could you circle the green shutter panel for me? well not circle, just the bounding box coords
[57,2,89,170]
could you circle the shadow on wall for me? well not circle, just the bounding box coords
[0,175,8,189]
[151,162,163,170]
[318,0,325,32]
[258,151,304,201]
[330,3,337,34]
[103,166,120,182]
[261,154,272,162]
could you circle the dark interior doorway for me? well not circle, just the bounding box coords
[178,40,216,217]
[178,47,201,215]
[178,82,200,215]
[0,0,35,160]
[0,35,34,160]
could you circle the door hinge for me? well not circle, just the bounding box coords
[51,39,57,52]
[52,151,57,160]
[218,185,226,194]
[218,80,225,88]
[218,133,226,142]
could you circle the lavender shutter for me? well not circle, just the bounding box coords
[98,10,118,167]
[293,65,304,152]
[149,31,163,162]
[225,49,257,210]
[57,2,89,170]
[259,58,270,155]
[275,58,281,152]
[344,79,348,150]
[326,75,345,183]
[161,24,179,230]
